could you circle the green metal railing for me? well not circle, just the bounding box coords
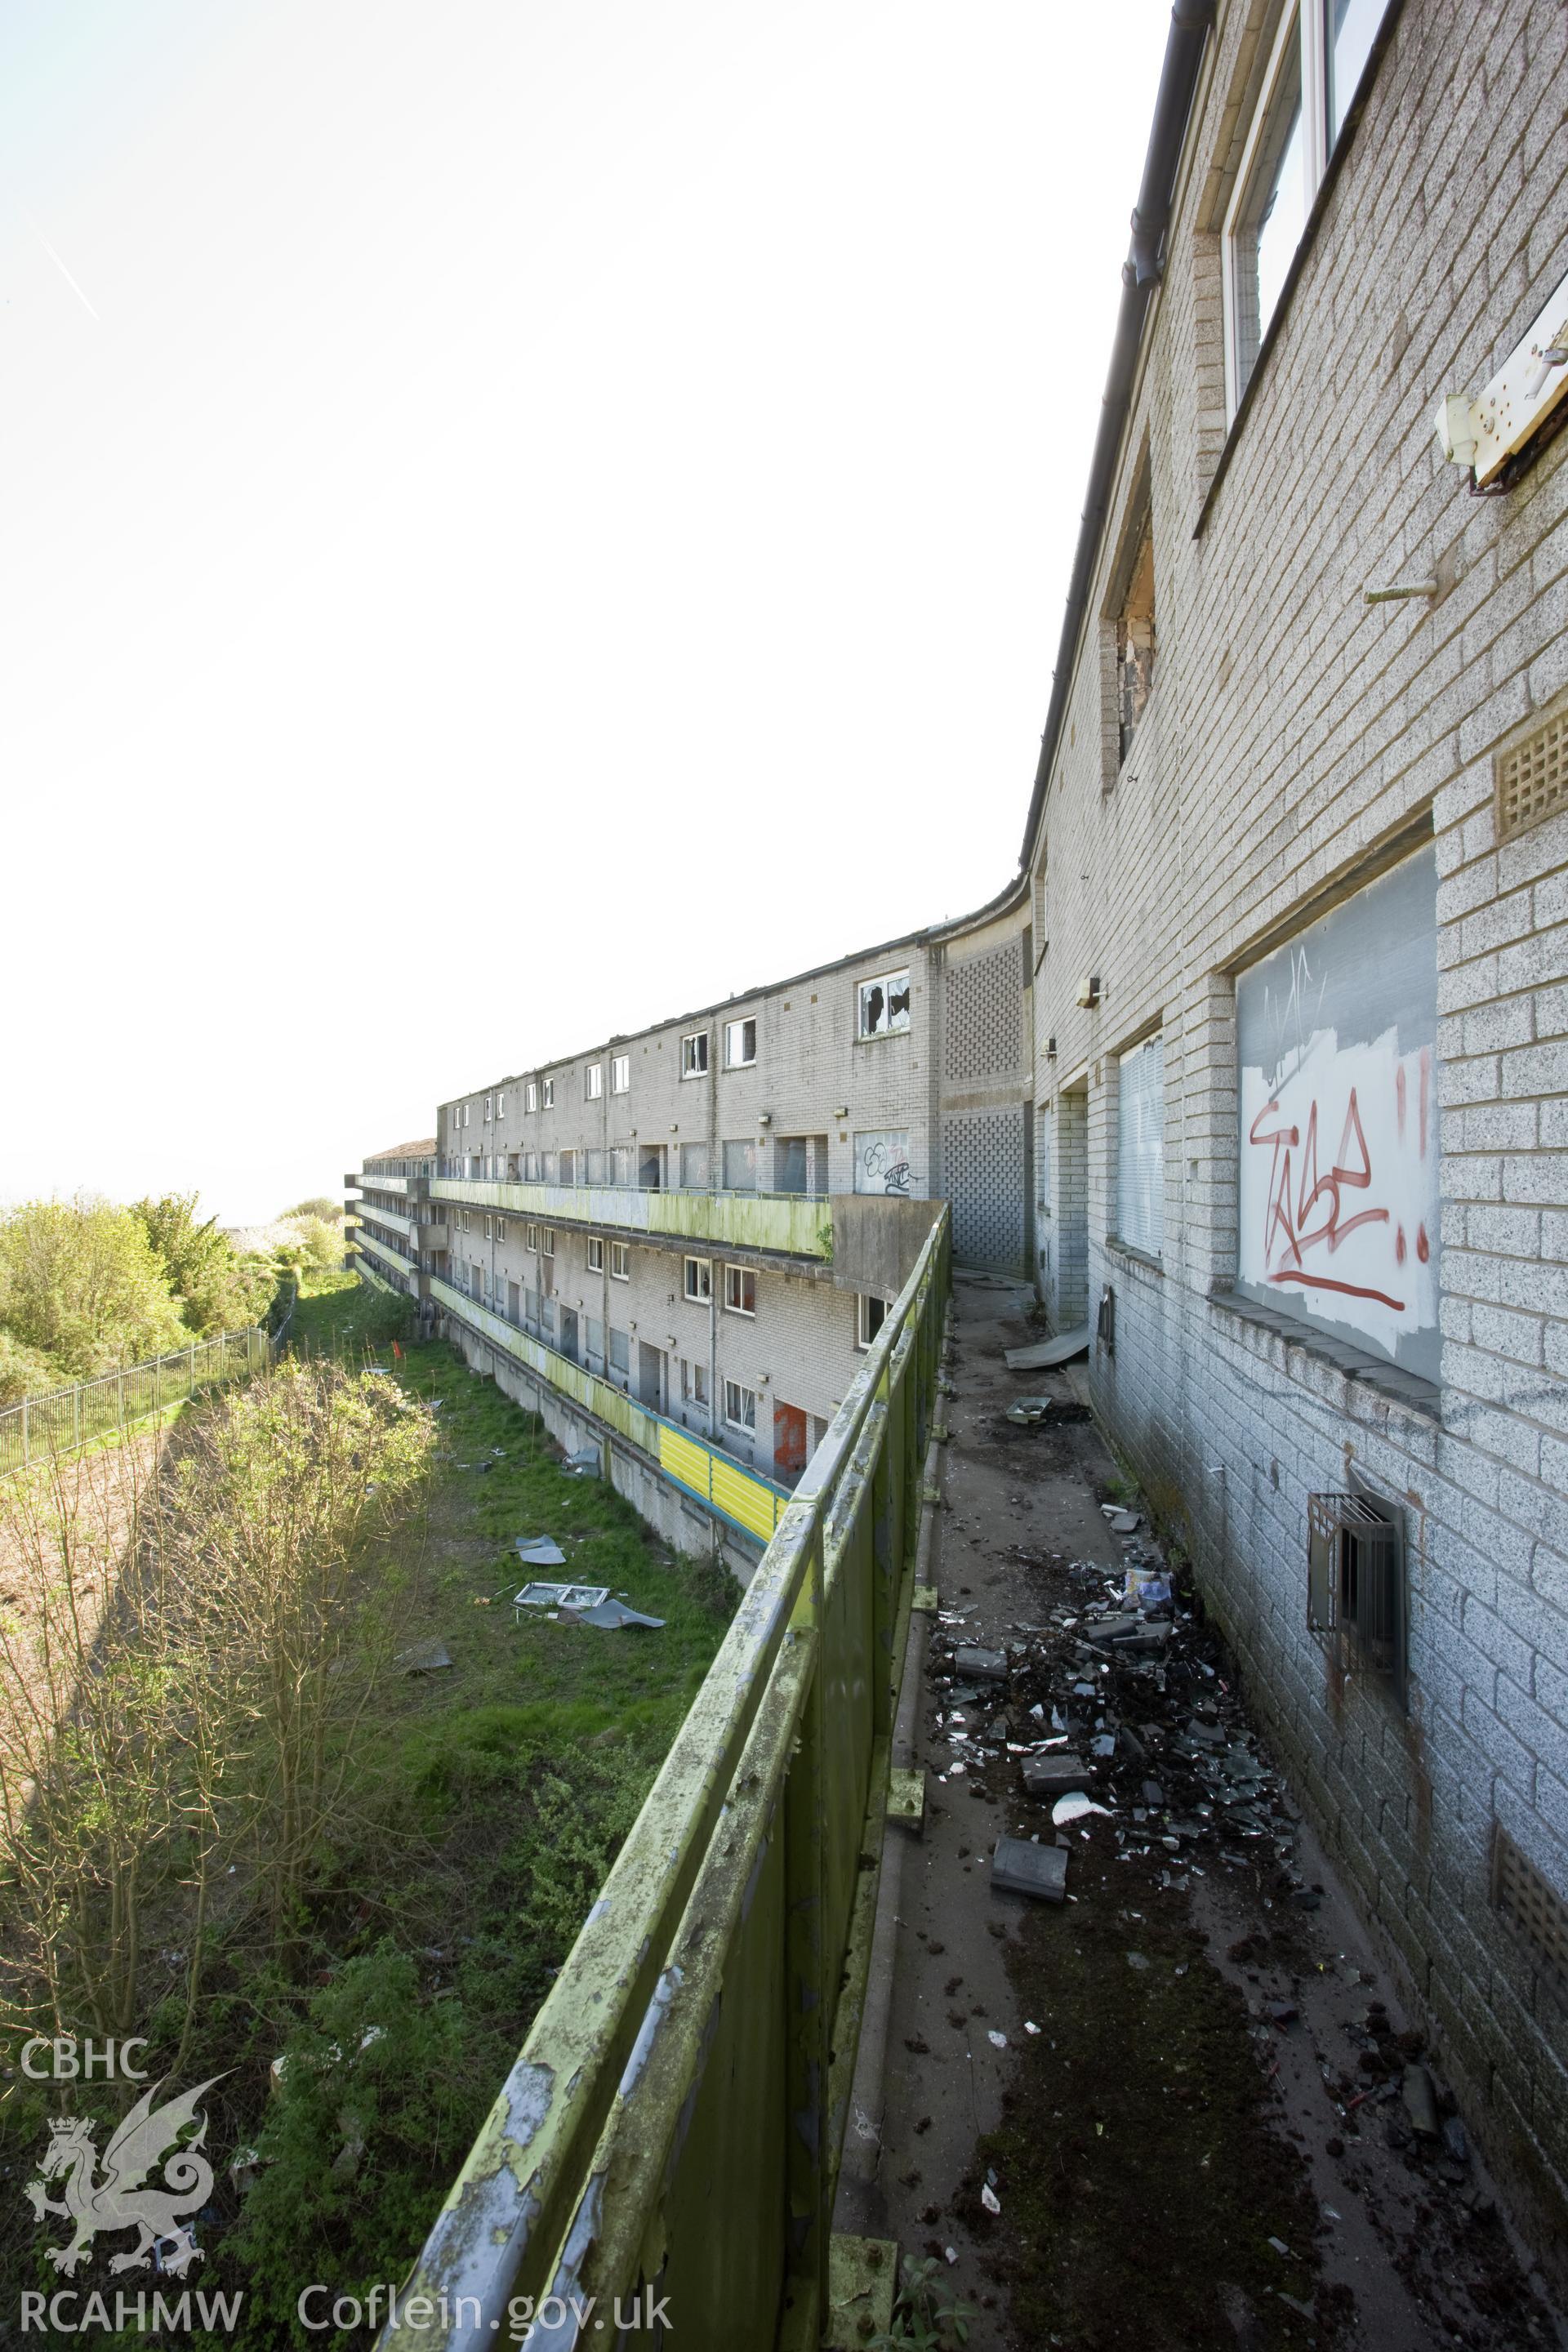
[427,1274,791,1543]
[381,1206,950,2350]
[354,1228,424,1289]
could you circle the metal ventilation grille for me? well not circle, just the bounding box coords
[1492,1828,1568,1995]
[1495,706,1568,840]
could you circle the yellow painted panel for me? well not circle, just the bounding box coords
[710,1457,781,1541]
[659,1427,714,1502]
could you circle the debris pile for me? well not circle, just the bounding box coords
[925,1550,1307,1909]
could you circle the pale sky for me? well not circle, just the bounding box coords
[1,1,1169,1224]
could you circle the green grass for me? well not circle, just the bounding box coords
[0,1336,736,2347]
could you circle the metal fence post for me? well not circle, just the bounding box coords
[21,1397,28,1468]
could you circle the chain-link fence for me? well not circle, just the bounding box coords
[0,1326,270,1478]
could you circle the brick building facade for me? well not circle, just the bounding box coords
[1024,0,1568,2227]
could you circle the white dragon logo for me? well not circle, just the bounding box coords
[25,2075,225,2278]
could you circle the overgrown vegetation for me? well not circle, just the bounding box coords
[0,1191,346,1405]
[0,1335,736,2345]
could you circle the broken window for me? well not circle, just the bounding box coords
[1116,521,1156,768]
[724,1017,757,1068]
[684,1360,710,1410]
[526,1081,537,1113]
[541,1076,555,1108]
[585,1062,603,1100]
[682,1031,710,1078]
[610,1242,629,1281]
[856,1294,888,1351]
[724,1379,756,1432]
[858,969,911,1039]
[611,1054,630,1094]
[587,1236,605,1274]
[724,1265,756,1316]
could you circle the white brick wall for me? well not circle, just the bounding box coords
[1027,0,1568,2220]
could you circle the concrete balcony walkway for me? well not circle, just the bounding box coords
[834,1272,1557,2350]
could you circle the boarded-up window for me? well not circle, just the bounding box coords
[680,1142,710,1189]
[609,1327,630,1376]
[1236,846,1438,1380]
[611,1145,635,1186]
[853,1130,911,1196]
[1116,1036,1165,1257]
[723,1139,759,1192]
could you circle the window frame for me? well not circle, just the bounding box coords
[585,1062,604,1100]
[526,1080,537,1113]
[1115,1031,1166,1260]
[610,1241,630,1281]
[610,1054,630,1094]
[723,1264,757,1318]
[587,1236,605,1274]
[681,1030,710,1079]
[723,1015,758,1069]
[684,1255,713,1304]
[541,1227,555,1258]
[526,1222,539,1250]
[724,1377,757,1432]
[857,969,912,1040]
[541,1076,555,1110]
[856,1293,888,1351]
[1221,1,1384,419]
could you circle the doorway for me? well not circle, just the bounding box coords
[773,1400,808,1484]
[637,1341,664,1411]
[1056,1078,1089,1329]
[559,1307,580,1365]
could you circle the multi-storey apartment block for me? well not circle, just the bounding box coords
[351,0,1568,2240]
[349,901,1034,1563]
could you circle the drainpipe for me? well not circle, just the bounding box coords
[1018,0,1214,870]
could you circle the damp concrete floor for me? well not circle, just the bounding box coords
[832,1270,1565,2352]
